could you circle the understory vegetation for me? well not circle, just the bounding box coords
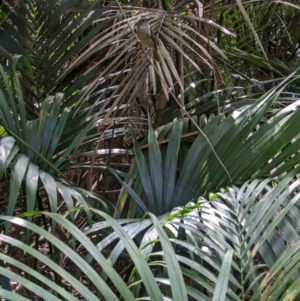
[0,0,300,300]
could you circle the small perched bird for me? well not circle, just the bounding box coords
[136,19,159,61]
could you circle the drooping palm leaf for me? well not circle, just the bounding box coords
[111,71,300,217]
[0,136,99,227]
[2,168,300,299]
[0,62,110,223]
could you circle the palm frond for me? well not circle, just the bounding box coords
[110,72,300,217]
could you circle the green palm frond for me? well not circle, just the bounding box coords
[0,136,98,226]
[110,71,300,217]
[2,169,300,299]
[0,62,108,221]
[91,169,300,300]
[1,0,111,105]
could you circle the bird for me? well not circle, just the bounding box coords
[136,19,159,61]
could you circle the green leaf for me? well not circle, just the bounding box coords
[212,249,233,301]
[148,212,188,301]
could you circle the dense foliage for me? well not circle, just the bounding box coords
[0,0,300,300]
